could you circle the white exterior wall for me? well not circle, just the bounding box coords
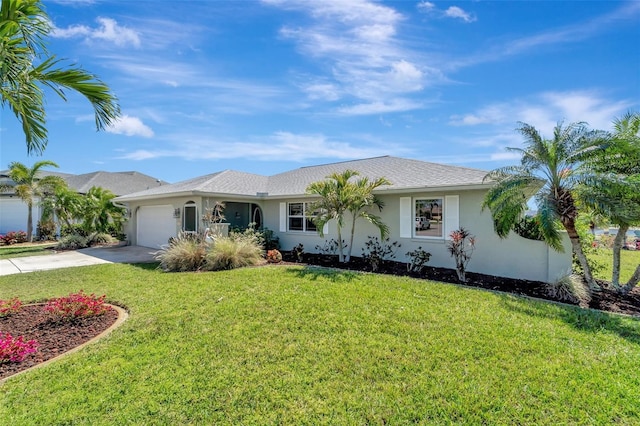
[0,197,41,234]
[264,189,571,283]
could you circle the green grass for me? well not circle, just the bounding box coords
[1,264,639,424]
[0,243,56,259]
[590,248,640,283]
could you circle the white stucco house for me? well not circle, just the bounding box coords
[114,156,571,283]
[0,170,166,234]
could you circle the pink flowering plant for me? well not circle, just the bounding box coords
[45,290,112,319]
[447,227,476,283]
[0,333,38,363]
[0,298,22,316]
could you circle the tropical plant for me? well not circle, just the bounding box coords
[55,234,88,250]
[483,121,609,292]
[306,170,390,262]
[579,111,640,293]
[405,247,431,274]
[447,228,475,283]
[360,236,400,272]
[266,249,282,263]
[545,273,590,305]
[40,184,83,231]
[0,332,38,363]
[45,290,112,319]
[0,160,65,241]
[0,0,120,154]
[81,186,126,234]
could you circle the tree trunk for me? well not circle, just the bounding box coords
[346,214,357,263]
[337,225,344,263]
[564,218,599,292]
[611,224,629,289]
[621,264,640,295]
[27,203,34,242]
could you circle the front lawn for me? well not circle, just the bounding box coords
[0,242,56,260]
[1,264,639,424]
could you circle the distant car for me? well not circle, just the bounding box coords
[415,217,431,230]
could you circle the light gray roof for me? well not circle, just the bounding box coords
[266,156,489,196]
[115,170,269,201]
[65,171,167,196]
[0,169,166,196]
[115,156,490,202]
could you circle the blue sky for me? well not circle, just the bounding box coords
[2,0,639,183]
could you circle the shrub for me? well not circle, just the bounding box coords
[60,224,89,238]
[315,239,347,255]
[266,249,283,263]
[87,232,117,246]
[513,216,544,241]
[205,236,264,271]
[361,236,401,272]
[292,243,305,263]
[56,234,89,250]
[0,231,28,245]
[37,220,57,241]
[260,227,280,250]
[546,274,591,305]
[45,290,113,319]
[0,333,38,363]
[0,298,22,316]
[447,228,476,283]
[156,232,208,272]
[406,247,431,273]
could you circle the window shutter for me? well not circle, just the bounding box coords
[279,203,287,232]
[399,197,412,238]
[444,195,459,240]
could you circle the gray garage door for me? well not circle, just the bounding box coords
[136,205,177,249]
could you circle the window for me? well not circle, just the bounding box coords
[415,198,443,238]
[288,202,317,232]
[183,201,197,232]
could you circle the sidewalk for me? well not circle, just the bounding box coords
[0,245,157,276]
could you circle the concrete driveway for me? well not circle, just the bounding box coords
[0,245,157,276]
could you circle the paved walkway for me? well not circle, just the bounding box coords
[0,245,157,276]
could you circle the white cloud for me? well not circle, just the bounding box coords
[266,0,436,114]
[337,99,423,115]
[444,6,476,23]
[107,115,154,138]
[449,90,632,134]
[418,2,476,23]
[52,17,141,47]
[117,131,397,162]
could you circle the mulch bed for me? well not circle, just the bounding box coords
[284,252,640,317]
[0,305,118,380]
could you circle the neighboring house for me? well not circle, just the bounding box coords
[114,156,571,283]
[0,170,167,234]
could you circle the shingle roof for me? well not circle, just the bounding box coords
[266,156,489,196]
[65,171,167,196]
[0,169,166,196]
[115,156,490,202]
[115,170,268,201]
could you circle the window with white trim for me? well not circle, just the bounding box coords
[414,198,443,238]
[288,202,317,232]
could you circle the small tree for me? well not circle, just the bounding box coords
[447,228,475,283]
[80,186,126,234]
[0,160,64,242]
[306,170,390,263]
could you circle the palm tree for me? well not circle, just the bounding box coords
[483,121,609,292]
[1,160,65,241]
[1,0,120,154]
[40,184,83,231]
[81,186,126,234]
[306,170,390,263]
[579,112,640,293]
